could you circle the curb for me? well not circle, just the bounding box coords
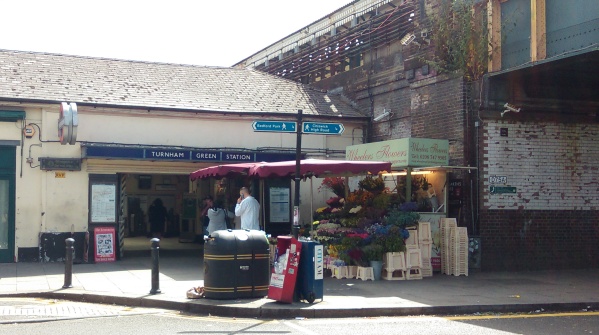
[2,292,597,319]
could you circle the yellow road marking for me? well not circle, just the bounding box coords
[446,311,599,321]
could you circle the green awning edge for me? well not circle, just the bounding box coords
[0,110,25,122]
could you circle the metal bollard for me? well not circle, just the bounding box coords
[150,238,161,294]
[63,238,74,288]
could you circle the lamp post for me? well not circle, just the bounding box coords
[292,109,302,238]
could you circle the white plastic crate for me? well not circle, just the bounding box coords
[332,266,348,279]
[382,268,406,280]
[383,252,406,271]
[418,222,432,243]
[422,250,433,277]
[347,265,358,279]
[450,227,469,276]
[405,248,423,269]
[422,258,432,269]
[357,266,375,281]
[405,229,419,248]
[406,267,423,280]
[440,218,457,275]
[420,242,432,260]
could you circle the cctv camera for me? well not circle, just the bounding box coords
[503,103,521,113]
[373,110,391,121]
[400,33,416,46]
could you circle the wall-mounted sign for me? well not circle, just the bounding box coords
[39,157,82,171]
[58,102,78,145]
[84,146,298,163]
[269,187,290,223]
[346,138,449,168]
[500,128,508,137]
[55,171,66,178]
[302,122,344,135]
[90,184,116,223]
[489,175,507,184]
[252,120,297,133]
[146,149,190,160]
[448,179,463,200]
[489,186,517,194]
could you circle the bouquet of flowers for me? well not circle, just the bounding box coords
[319,177,346,197]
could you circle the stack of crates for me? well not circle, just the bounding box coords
[449,226,469,276]
[418,222,433,277]
[440,218,457,275]
[382,252,406,280]
[404,227,422,280]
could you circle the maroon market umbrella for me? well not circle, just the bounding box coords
[248,159,392,179]
[190,162,259,181]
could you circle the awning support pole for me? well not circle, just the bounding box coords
[406,167,412,202]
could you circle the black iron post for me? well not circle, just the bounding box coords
[63,238,74,288]
[293,109,302,238]
[150,238,161,294]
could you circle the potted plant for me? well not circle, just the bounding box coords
[379,226,407,273]
[362,244,384,280]
[386,205,420,229]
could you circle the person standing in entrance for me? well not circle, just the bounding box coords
[235,187,260,230]
[148,198,167,238]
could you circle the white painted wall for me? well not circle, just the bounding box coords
[483,121,599,210]
[77,110,363,152]
[2,104,366,256]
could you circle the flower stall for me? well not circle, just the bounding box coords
[311,174,435,280]
[342,138,476,274]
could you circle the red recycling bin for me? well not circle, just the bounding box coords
[267,236,302,303]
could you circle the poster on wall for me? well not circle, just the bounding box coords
[91,184,116,223]
[94,226,116,262]
[269,187,290,222]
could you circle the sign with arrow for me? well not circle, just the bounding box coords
[302,122,344,135]
[252,121,297,133]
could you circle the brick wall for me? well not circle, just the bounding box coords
[480,120,599,270]
[409,76,467,166]
[483,121,599,210]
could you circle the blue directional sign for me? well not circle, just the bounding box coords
[252,120,297,133]
[302,122,345,135]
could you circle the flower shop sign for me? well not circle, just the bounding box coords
[345,138,449,168]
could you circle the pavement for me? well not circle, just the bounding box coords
[1,247,598,319]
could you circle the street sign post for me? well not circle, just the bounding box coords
[252,121,297,133]
[302,122,344,135]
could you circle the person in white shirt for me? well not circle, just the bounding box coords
[235,187,260,230]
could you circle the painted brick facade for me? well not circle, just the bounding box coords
[483,121,599,210]
[480,120,599,270]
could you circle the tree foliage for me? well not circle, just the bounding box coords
[427,0,489,81]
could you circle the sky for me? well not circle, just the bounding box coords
[2,0,354,67]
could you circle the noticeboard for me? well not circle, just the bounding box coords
[90,184,116,223]
[269,187,290,223]
[94,226,116,262]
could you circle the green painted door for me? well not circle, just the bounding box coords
[0,146,16,263]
